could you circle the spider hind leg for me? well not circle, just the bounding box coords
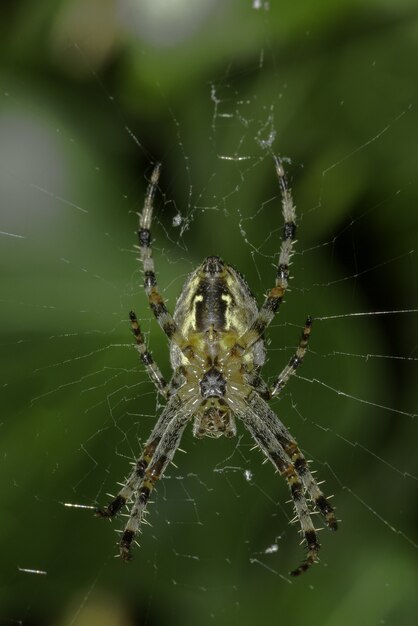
[238,402,323,577]
[247,391,338,533]
[290,529,321,577]
[95,395,183,522]
[118,407,192,561]
[284,467,321,576]
[285,441,338,532]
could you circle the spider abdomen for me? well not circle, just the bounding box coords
[170,256,265,370]
[192,398,237,439]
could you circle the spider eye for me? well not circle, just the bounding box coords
[202,256,225,274]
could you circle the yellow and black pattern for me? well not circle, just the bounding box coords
[96,160,337,576]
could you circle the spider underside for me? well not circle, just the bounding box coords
[96,160,338,577]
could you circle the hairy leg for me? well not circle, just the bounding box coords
[235,396,321,576]
[246,390,337,532]
[96,394,182,519]
[269,316,312,398]
[233,158,297,354]
[119,408,192,560]
[129,310,169,397]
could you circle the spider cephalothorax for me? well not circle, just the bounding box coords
[96,160,338,576]
[199,366,227,398]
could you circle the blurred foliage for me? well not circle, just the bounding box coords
[0,1,417,626]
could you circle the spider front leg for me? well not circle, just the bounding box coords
[119,408,192,561]
[137,163,183,346]
[95,395,182,520]
[234,157,296,353]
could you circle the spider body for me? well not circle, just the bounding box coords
[172,255,263,439]
[96,160,338,576]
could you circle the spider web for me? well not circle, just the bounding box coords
[1,2,417,625]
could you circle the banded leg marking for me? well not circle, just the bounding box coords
[129,310,168,397]
[138,163,181,342]
[119,411,191,561]
[232,157,297,354]
[283,465,321,577]
[270,316,313,398]
[246,391,338,532]
[95,395,181,519]
[285,441,338,531]
[95,438,161,520]
[238,401,321,576]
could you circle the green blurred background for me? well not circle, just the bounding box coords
[1,1,417,625]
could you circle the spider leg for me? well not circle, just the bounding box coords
[269,316,312,398]
[235,396,321,576]
[233,157,296,354]
[129,310,169,398]
[246,390,338,532]
[119,407,192,561]
[137,163,183,345]
[95,394,182,519]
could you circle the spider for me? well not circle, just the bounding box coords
[96,159,338,576]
